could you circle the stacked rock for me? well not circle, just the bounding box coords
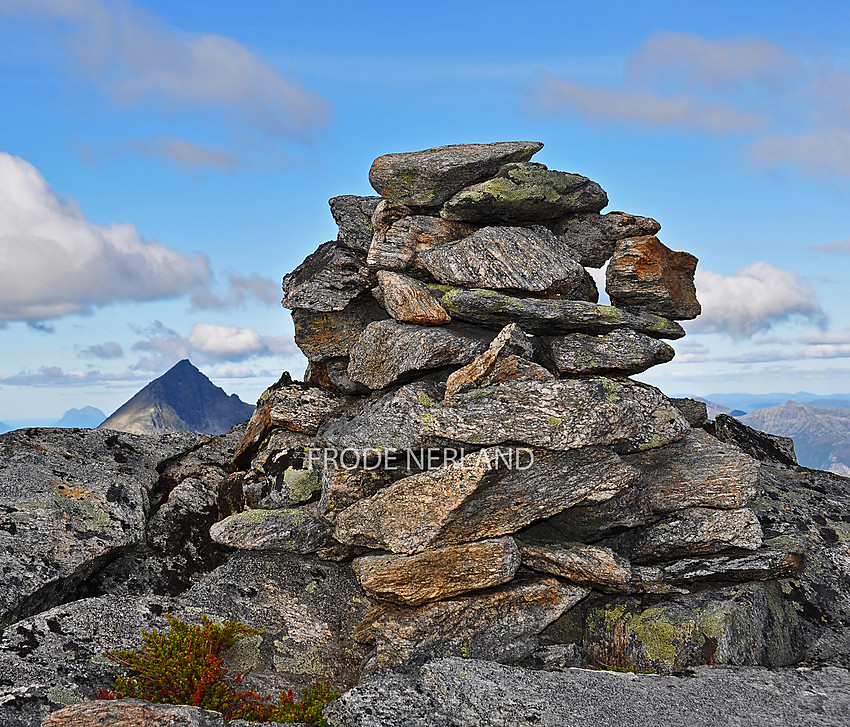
[217,142,805,675]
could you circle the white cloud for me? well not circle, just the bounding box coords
[0,152,210,323]
[132,321,297,369]
[0,0,327,137]
[807,238,850,256]
[80,341,124,359]
[688,262,826,337]
[191,274,281,310]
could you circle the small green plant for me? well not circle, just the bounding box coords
[98,614,339,725]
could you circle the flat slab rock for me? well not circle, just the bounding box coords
[347,319,492,389]
[430,285,686,338]
[535,328,675,376]
[520,542,632,590]
[369,141,543,207]
[552,210,662,268]
[418,225,587,297]
[606,235,701,320]
[352,537,520,605]
[209,504,330,554]
[440,162,608,224]
[359,576,588,669]
[324,657,850,727]
[318,376,689,455]
[41,700,229,727]
[282,242,374,312]
[334,445,638,553]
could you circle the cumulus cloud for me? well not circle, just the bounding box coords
[0,152,210,323]
[131,320,297,370]
[689,262,826,337]
[529,31,850,178]
[191,274,281,310]
[80,341,124,359]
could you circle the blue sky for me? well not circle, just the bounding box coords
[2,0,850,422]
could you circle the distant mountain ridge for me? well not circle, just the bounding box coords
[53,406,106,428]
[98,360,254,436]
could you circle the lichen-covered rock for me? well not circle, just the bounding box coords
[375,271,451,325]
[551,210,661,268]
[606,236,701,320]
[292,295,389,362]
[714,413,797,466]
[282,242,374,312]
[347,320,492,389]
[519,542,632,590]
[623,428,760,512]
[42,700,226,727]
[444,323,551,400]
[334,446,638,554]
[611,507,763,563]
[440,162,608,223]
[575,582,806,673]
[319,376,688,455]
[0,428,197,624]
[369,141,543,207]
[323,656,850,727]
[429,285,686,338]
[177,551,372,696]
[418,225,587,296]
[353,538,520,605]
[329,195,382,253]
[535,328,675,376]
[367,214,474,273]
[361,575,587,669]
[209,504,330,554]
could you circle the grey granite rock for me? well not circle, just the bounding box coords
[606,235,701,320]
[324,657,850,727]
[347,319,492,389]
[367,214,475,273]
[267,383,348,435]
[318,376,689,455]
[374,270,451,325]
[292,294,389,362]
[360,575,587,670]
[535,328,675,376]
[441,162,608,223]
[209,503,331,554]
[329,195,382,253]
[282,242,374,312]
[369,141,543,206]
[670,397,710,428]
[334,446,638,553]
[551,210,661,268]
[418,225,587,296]
[429,285,686,338]
[714,413,797,466]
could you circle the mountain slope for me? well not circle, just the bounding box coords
[739,401,850,474]
[54,406,106,428]
[99,360,254,436]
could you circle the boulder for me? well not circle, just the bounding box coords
[347,320,492,389]
[670,397,709,428]
[0,428,197,624]
[282,242,374,312]
[606,236,701,320]
[209,504,331,554]
[266,383,348,435]
[323,657,850,727]
[429,285,686,338]
[292,295,389,362]
[520,542,632,590]
[361,575,587,669]
[551,210,661,268]
[375,271,451,325]
[444,323,551,400]
[367,214,474,273]
[611,507,763,563]
[329,195,382,253]
[352,537,520,605]
[714,414,797,466]
[369,141,543,206]
[534,328,675,376]
[418,225,587,296]
[440,162,608,223]
[42,700,226,727]
[334,446,639,554]
[318,466,395,523]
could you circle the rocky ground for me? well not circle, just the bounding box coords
[3,141,849,726]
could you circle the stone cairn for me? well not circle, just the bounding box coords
[217,142,805,675]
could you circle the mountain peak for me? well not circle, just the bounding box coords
[99,361,253,436]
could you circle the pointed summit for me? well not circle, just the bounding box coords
[99,359,254,435]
